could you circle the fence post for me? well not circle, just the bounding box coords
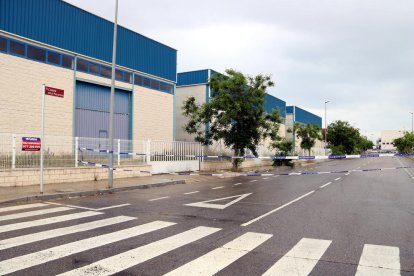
[117,139,121,166]
[75,137,79,167]
[12,134,16,169]
[146,139,151,164]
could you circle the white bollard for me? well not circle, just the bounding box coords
[75,137,79,167]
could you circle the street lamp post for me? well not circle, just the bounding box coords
[324,101,330,155]
[108,0,119,189]
[410,112,414,134]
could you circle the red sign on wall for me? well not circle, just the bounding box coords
[45,86,64,98]
[22,137,41,152]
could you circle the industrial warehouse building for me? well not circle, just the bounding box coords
[175,69,287,144]
[0,0,176,143]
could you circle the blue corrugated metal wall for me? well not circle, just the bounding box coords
[75,81,131,140]
[286,106,322,127]
[0,0,177,81]
[264,94,286,118]
[177,70,209,86]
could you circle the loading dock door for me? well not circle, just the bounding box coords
[75,81,131,141]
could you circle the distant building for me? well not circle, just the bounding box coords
[379,130,405,151]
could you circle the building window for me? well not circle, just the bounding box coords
[62,55,73,69]
[124,72,132,83]
[134,74,143,86]
[89,62,100,75]
[9,40,25,56]
[47,51,60,65]
[27,45,46,62]
[159,82,167,92]
[101,65,111,78]
[0,37,6,52]
[150,79,160,90]
[143,77,151,88]
[115,69,123,81]
[76,59,88,72]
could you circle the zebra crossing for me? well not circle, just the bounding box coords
[0,203,404,275]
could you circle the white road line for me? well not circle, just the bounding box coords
[184,191,199,195]
[319,182,332,189]
[0,220,176,275]
[0,207,72,222]
[263,238,331,276]
[0,211,102,234]
[396,157,414,180]
[273,175,279,178]
[241,191,315,226]
[59,226,221,276]
[355,244,400,276]
[250,180,258,182]
[212,186,224,189]
[334,177,341,181]
[233,183,242,186]
[0,203,47,213]
[262,177,269,180]
[345,173,350,176]
[0,216,135,250]
[148,196,170,201]
[165,232,272,276]
[45,202,131,211]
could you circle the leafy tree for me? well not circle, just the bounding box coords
[294,123,322,156]
[182,69,281,170]
[326,120,360,154]
[393,132,414,153]
[271,138,294,167]
[356,136,374,152]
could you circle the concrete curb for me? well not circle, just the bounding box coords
[0,180,185,205]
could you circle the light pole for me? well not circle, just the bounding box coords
[108,0,118,189]
[410,112,413,134]
[324,101,330,155]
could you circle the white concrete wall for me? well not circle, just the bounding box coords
[380,130,405,150]
[175,84,207,142]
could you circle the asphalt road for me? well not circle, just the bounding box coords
[1,157,414,275]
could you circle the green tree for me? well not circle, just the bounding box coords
[356,136,374,153]
[294,123,322,156]
[182,69,281,170]
[326,120,360,154]
[393,132,414,153]
[271,138,294,167]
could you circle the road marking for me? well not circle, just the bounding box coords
[0,207,72,222]
[241,191,315,226]
[184,191,199,195]
[262,177,269,180]
[396,157,414,180]
[59,226,221,276]
[355,244,400,276]
[320,182,332,189]
[263,238,331,276]
[165,232,272,275]
[273,175,279,178]
[250,180,258,182]
[212,186,224,189]
[148,196,170,201]
[45,202,131,211]
[345,173,350,176]
[0,203,47,213]
[0,220,176,275]
[334,177,341,181]
[357,167,361,169]
[0,216,135,250]
[0,211,102,234]
[185,193,252,209]
[233,183,242,186]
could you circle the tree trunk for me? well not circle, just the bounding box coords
[308,149,311,156]
[233,147,239,171]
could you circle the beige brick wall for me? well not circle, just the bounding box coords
[175,85,207,142]
[76,71,133,91]
[0,53,74,136]
[0,164,151,187]
[133,86,174,141]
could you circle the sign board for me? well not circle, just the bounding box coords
[45,86,64,98]
[22,137,41,152]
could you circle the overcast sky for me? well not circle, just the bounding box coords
[66,0,414,140]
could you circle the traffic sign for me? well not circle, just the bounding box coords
[45,86,64,98]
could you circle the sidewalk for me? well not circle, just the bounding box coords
[0,174,192,205]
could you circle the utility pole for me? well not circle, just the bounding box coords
[108,0,118,189]
[410,112,413,134]
[324,101,330,155]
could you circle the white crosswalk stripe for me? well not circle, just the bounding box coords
[0,203,47,213]
[59,226,221,276]
[165,232,272,276]
[262,238,332,276]
[355,244,400,276]
[0,216,135,250]
[0,206,72,222]
[0,220,176,275]
[0,210,102,234]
